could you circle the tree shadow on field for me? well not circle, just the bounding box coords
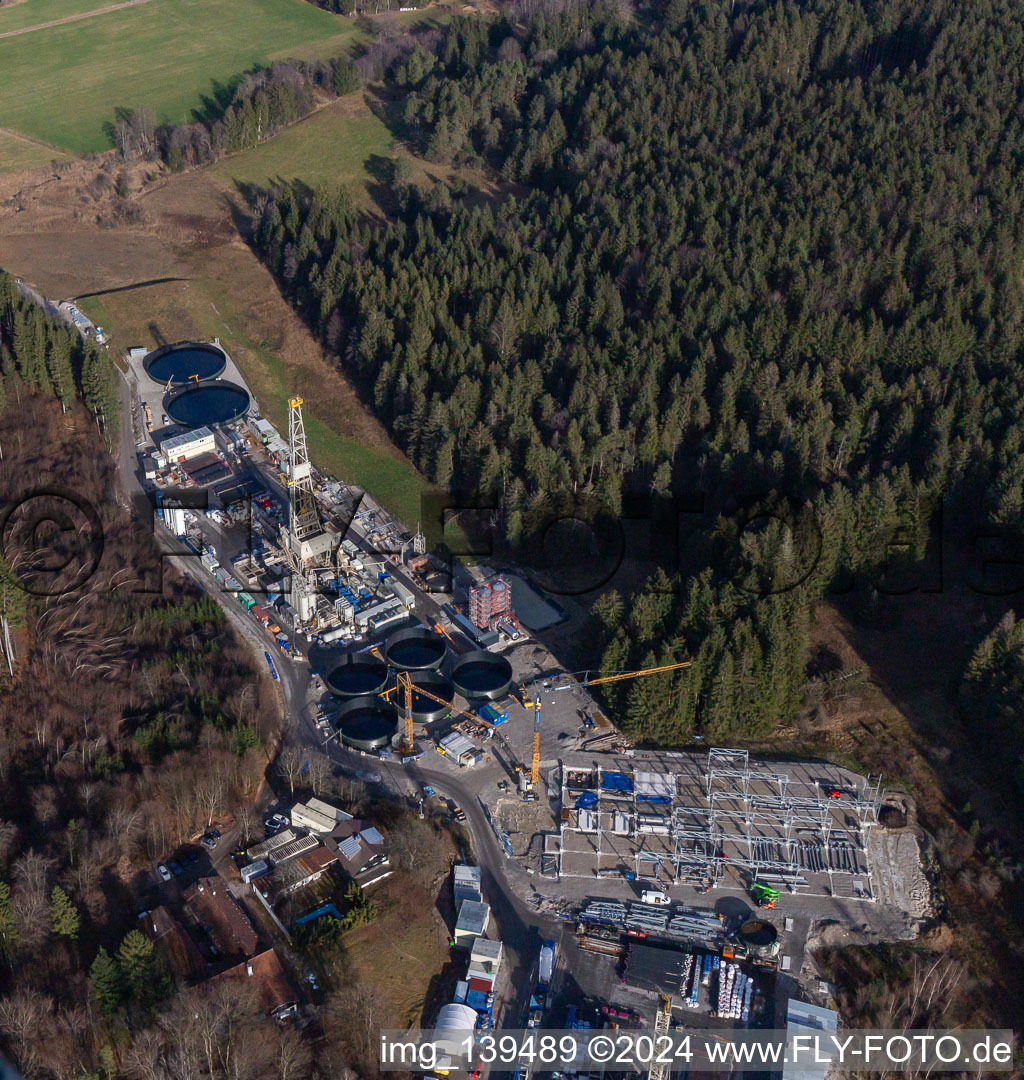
[193,77,247,126]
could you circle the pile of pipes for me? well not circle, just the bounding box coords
[714,961,753,1022]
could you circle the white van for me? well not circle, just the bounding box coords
[641,890,670,906]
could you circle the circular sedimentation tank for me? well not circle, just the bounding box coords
[143,342,226,385]
[325,653,389,698]
[164,380,250,429]
[451,649,513,701]
[334,696,396,751]
[397,671,455,724]
[384,626,447,672]
[738,918,780,957]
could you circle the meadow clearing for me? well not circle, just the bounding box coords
[0,0,356,152]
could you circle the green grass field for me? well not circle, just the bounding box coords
[209,95,395,194]
[0,0,109,33]
[0,0,357,153]
[0,128,69,173]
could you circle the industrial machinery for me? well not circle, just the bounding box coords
[750,883,780,909]
[648,995,673,1080]
[396,669,504,754]
[284,397,334,570]
[524,661,695,789]
[433,621,466,654]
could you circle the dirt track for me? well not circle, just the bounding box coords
[0,0,152,39]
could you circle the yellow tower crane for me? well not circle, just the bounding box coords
[395,669,502,755]
[527,660,694,788]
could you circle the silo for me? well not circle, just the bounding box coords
[325,653,389,698]
[384,626,447,672]
[737,918,780,959]
[451,650,512,701]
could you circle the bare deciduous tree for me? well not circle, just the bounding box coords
[276,1026,313,1080]
[326,983,388,1071]
[278,745,306,797]
[307,752,332,796]
[0,988,52,1076]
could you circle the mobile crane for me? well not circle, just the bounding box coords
[524,660,694,789]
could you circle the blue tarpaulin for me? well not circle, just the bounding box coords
[636,793,672,804]
[295,903,340,926]
[600,771,634,792]
[575,791,599,809]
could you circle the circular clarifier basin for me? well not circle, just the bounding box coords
[325,653,389,698]
[396,671,455,724]
[450,650,512,701]
[335,696,396,751]
[144,342,226,385]
[164,380,250,428]
[384,627,447,672]
[738,918,780,957]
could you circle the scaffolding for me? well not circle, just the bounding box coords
[557,748,883,898]
[287,397,322,545]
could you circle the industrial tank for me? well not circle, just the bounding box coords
[164,379,250,428]
[143,341,226,385]
[395,671,455,724]
[738,918,780,958]
[384,626,447,672]
[450,650,512,701]
[325,653,389,698]
[334,696,397,751]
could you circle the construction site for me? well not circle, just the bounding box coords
[551,748,881,898]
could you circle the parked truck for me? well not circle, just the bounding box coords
[386,577,415,610]
[538,940,556,988]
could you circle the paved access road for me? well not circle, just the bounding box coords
[108,364,558,1042]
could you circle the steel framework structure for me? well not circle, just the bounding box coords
[557,749,884,897]
[287,397,322,545]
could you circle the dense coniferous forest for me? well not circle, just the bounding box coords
[254,0,1024,757]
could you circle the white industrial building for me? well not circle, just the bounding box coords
[160,426,215,462]
[250,418,277,443]
[453,865,482,906]
[290,803,338,834]
[306,797,352,824]
[782,999,839,1080]
[432,1003,479,1061]
[440,731,478,766]
[454,899,490,946]
[467,938,503,984]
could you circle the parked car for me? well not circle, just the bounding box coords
[200,834,217,850]
[263,818,281,832]
[157,864,172,882]
[169,860,183,876]
[271,813,288,828]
